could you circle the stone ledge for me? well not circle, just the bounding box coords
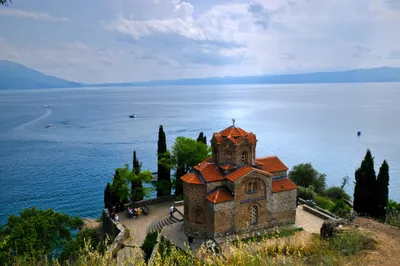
[303,205,336,220]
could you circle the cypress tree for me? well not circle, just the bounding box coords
[104,182,112,209]
[376,160,389,218]
[353,149,376,216]
[197,132,207,145]
[131,150,144,202]
[157,125,171,197]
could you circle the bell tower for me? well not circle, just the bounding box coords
[211,119,257,166]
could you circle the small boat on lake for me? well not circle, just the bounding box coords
[129,114,136,118]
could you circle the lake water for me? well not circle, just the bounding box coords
[1,83,399,225]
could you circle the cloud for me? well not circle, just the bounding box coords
[60,41,90,50]
[386,0,400,10]
[0,9,68,22]
[388,50,400,59]
[248,1,270,29]
[2,0,400,83]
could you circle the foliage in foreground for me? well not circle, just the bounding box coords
[141,231,158,262]
[0,208,83,265]
[386,200,400,227]
[151,229,375,266]
[3,228,375,266]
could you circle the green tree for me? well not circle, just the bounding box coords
[353,149,376,216]
[0,208,83,264]
[326,186,351,201]
[197,132,207,145]
[288,163,327,195]
[111,164,153,205]
[376,160,389,218]
[160,136,210,195]
[59,228,106,263]
[131,150,144,202]
[157,125,171,197]
[104,182,112,208]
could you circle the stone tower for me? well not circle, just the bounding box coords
[210,118,257,166]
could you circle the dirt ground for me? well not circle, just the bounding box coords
[347,217,400,266]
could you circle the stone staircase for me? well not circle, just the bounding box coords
[147,212,184,234]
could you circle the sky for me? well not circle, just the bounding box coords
[0,0,400,83]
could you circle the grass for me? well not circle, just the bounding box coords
[7,228,375,266]
[315,196,335,211]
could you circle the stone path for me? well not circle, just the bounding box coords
[118,200,183,247]
[295,205,325,234]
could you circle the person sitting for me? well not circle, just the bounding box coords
[114,214,119,221]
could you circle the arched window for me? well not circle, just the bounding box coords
[191,206,205,224]
[241,151,248,164]
[226,151,232,159]
[250,205,258,225]
[247,181,257,193]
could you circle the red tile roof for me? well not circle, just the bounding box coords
[255,156,288,173]
[220,126,249,137]
[218,163,236,171]
[181,172,203,185]
[212,126,257,145]
[272,178,298,193]
[206,187,234,203]
[195,161,225,182]
[226,165,253,182]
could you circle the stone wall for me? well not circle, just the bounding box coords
[213,138,256,165]
[270,189,297,226]
[101,209,128,255]
[206,181,225,193]
[183,182,208,237]
[213,200,235,237]
[128,194,177,207]
[233,172,272,232]
[271,170,287,178]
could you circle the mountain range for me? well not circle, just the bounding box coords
[1,60,400,90]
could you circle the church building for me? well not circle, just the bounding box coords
[181,121,298,238]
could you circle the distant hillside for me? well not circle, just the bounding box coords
[1,60,400,90]
[90,67,400,87]
[0,60,81,90]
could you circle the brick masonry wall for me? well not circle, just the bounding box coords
[271,170,287,178]
[233,172,273,232]
[213,138,256,165]
[270,189,297,226]
[213,201,235,236]
[206,181,225,193]
[183,182,209,237]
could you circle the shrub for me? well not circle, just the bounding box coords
[141,231,158,262]
[315,196,335,211]
[327,230,376,256]
[385,200,400,227]
[298,186,317,201]
[331,199,352,218]
[326,186,351,201]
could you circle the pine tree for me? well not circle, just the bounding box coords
[376,160,390,218]
[353,149,376,216]
[131,150,144,202]
[157,125,171,197]
[197,132,207,145]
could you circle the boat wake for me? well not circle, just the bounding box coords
[13,105,54,131]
